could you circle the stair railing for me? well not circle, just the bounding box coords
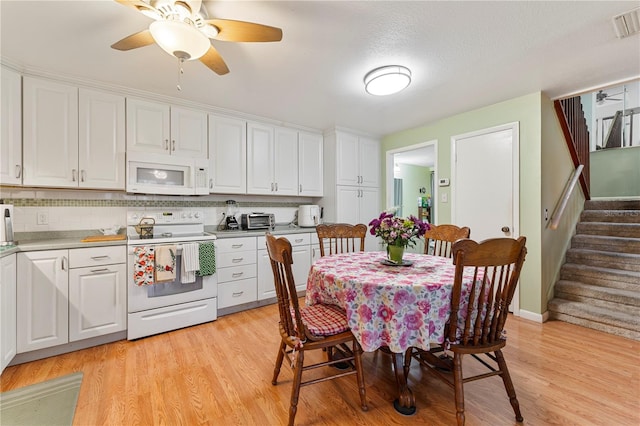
[549,165,584,230]
[554,98,591,200]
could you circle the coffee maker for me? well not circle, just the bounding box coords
[224,200,240,230]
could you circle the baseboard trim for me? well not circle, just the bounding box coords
[518,309,548,323]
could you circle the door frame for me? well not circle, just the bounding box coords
[451,122,520,315]
[385,139,438,222]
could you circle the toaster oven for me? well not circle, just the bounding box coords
[241,213,275,230]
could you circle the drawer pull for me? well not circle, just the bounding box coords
[232,272,244,278]
[232,257,243,263]
[232,291,244,297]
[231,244,244,249]
[91,268,110,273]
[295,239,303,243]
[91,255,110,260]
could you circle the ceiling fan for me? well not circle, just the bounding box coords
[596,89,623,104]
[111,0,282,76]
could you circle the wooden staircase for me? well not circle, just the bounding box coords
[548,199,640,341]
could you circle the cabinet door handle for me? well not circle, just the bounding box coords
[90,268,110,273]
[91,255,110,260]
[81,170,86,182]
[172,140,176,151]
[72,169,77,182]
[164,139,169,150]
[231,244,244,249]
[15,165,21,178]
[209,178,213,189]
[62,256,68,271]
[232,291,244,297]
[232,272,244,278]
[232,257,244,263]
[299,184,302,193]
[275,182,278,192]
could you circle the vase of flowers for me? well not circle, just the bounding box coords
[368,211,430,263]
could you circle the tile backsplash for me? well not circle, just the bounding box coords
[1,189,313,232]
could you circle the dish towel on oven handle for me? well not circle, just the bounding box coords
[155,244,177,283]
[133,246,155,286]
[197,242,216,276]
[181,243,200,284]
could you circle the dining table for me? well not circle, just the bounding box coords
[305,250,481,415]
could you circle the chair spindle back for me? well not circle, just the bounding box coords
[316,223,367,257]
[424,224,471,257]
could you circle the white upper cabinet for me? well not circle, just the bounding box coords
[298,131,323,196]
[79,88,126,189]
[171,106,208,158]
[0,67,22,186]
[247,122,298,196]
[22,77,79,187]
[22,78,125,189]
[126,98,207,158]
[273,126,298,196]
[335,131,380,187]
[208,114,247,194]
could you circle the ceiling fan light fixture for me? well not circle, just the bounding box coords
[364,65,412,96]
[149,20,210,60]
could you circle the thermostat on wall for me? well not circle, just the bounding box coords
[438,178,450,187]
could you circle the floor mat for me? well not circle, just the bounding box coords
[0,372,82,426]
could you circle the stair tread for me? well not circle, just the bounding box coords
[567,248,640,259]
[556,280,640,299]
[562,263,640,277]
[548,299,640,326]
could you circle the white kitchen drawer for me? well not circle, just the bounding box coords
[257,233,310,248]
[217,250,256,268]
[216,237,256,253]
[310,232,319,245]
[218,278,257,308]
[217,264,256,283]
[69,246,126,268]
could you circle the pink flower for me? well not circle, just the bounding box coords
[404,311,424,331]
[393,289,417,309]
[358,304,373,322]
[377,305,394,323]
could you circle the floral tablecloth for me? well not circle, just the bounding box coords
[305,251,479,353]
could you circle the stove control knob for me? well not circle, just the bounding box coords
[194,212,200,218]
[181,212,187,219]
[188,212,194,218]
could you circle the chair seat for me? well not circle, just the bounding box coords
[294,304,349,336]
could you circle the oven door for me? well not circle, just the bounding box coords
[128,243,217,313]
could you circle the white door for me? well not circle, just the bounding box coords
[274,127,298,195]
[451,123,519,242]
[1,254,17,372]
[359,136,381,187]
[126,98,170,154]
[246,122,275,194]
[0,66,22,186]
[451,123,519,313]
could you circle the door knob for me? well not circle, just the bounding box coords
[501,226,510,232]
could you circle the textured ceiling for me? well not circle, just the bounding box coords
[1,1,639,137]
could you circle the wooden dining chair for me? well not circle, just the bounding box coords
[266,233,368,426]
[316,223,367,257]
[423,223,471,257]
[405,236,527,426]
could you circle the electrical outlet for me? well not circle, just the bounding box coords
[37,211,49,225]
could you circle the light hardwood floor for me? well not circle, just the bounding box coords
[2,302,639,425]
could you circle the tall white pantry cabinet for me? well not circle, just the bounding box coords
[323,129,382,252]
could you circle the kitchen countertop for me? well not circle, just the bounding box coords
[0,226,318,258]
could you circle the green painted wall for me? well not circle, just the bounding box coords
[381,92,562,316]
[590,146,640,197]
[397,164,431,219]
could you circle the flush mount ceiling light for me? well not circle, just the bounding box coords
[612,7,640,39]
[364,65,412,96]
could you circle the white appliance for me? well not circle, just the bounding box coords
[127,152,209,195]
[0,204,14,245]
[298,205,321,227]
[126,209,217,340]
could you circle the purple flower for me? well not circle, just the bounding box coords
[404,311,424,331]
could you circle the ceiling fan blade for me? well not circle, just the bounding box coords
[114,0,156,14]
[111,29,155,51]
[199,46,230,75]
[205,19,282,42]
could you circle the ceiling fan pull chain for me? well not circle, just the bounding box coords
[176,57,185,91]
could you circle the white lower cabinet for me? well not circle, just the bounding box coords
[68,246,127,341]
[1,254,17,373]
[17,246,126,353]
[216,237,257,309]
[257,233,312,301]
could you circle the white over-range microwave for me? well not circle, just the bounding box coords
[126,152,209,195]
